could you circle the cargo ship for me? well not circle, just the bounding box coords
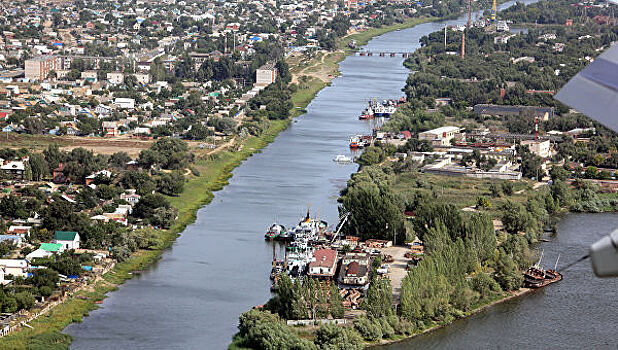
[523,253,562,288]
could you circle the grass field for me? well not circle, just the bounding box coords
[392,171,533,218]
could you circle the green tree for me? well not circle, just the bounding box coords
[157,171,185,196]
[470,273,500,300]
[357,146,386,166]
[494,249,524,291]
[489,183,501,197]
[28,153,48,181]
[133,193,171,220]
[501,182,514,196]
[501,201,534,235]
[315,323,363,350]
[329,284,344,319]
[364,278,394,318]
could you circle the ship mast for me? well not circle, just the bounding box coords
[537,249,544,267]
[554,254,561,271]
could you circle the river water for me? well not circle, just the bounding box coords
[63,1,612,349]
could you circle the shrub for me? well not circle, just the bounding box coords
[354,317,383,341]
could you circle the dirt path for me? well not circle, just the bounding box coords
[380,246,411,302]
[289,50,343,85]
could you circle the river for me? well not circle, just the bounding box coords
[63,1,599,348]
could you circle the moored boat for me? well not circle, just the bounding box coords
[265,223,286,240]
[523,252,562,288]
[358,107,374,120]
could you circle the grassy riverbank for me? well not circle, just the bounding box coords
[338,16,437,53]
[369,288,535,348]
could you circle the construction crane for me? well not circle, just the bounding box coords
[330,212,351,244]
[491,0,497,23]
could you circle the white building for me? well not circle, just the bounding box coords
[53,231,80,250]
[0,259,29,278]
[521,139,551,158]
[107,72,124,84]
[419,126,461,146]
[256,62,278,86]
[114,97,135,109]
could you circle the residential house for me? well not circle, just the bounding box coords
[27,243,65,260]
[308,249,338,278]
[120,189,141,205]
[85,170,112,185]
[102,121,119,137]
[53,163,67,183]
[1,160,25,179]
[0,235,22,247]
[113,98,135,109]
[7,225,31,238]
[81,70,98,82]
[135,72,150,85]
[53,231,80,250]
[0,259,29,278]
[520,139,552,158]
[338,252,370,286]
[107,72,124,84]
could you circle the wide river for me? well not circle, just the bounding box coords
[65,1,618,349]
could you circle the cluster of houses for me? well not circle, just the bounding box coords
[0,230,82,285]
[0,0,431,139]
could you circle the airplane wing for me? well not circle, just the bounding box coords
[555,43,618,132]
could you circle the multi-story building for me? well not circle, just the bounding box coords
[256,62,278,86]
[25,55,72,81]
[25,56,58,81]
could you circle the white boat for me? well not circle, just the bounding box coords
[333,154,352,163]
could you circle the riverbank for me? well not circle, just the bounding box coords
[371,287,536,348]
[338,16,437,53]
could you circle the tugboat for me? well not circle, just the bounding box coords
[523,252,562,288]
[265,223,286,240]
[359,107,374,120]
[349,135,362,149]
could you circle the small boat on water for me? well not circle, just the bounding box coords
[359,107,374,120]
[333,154,352,163]
[523,252,562,288]
[349,135,362,149]
[265,223,286,240]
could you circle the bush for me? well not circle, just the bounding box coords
[315,323,364,350]
[470,273,501,300]
[354,317,383,341]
